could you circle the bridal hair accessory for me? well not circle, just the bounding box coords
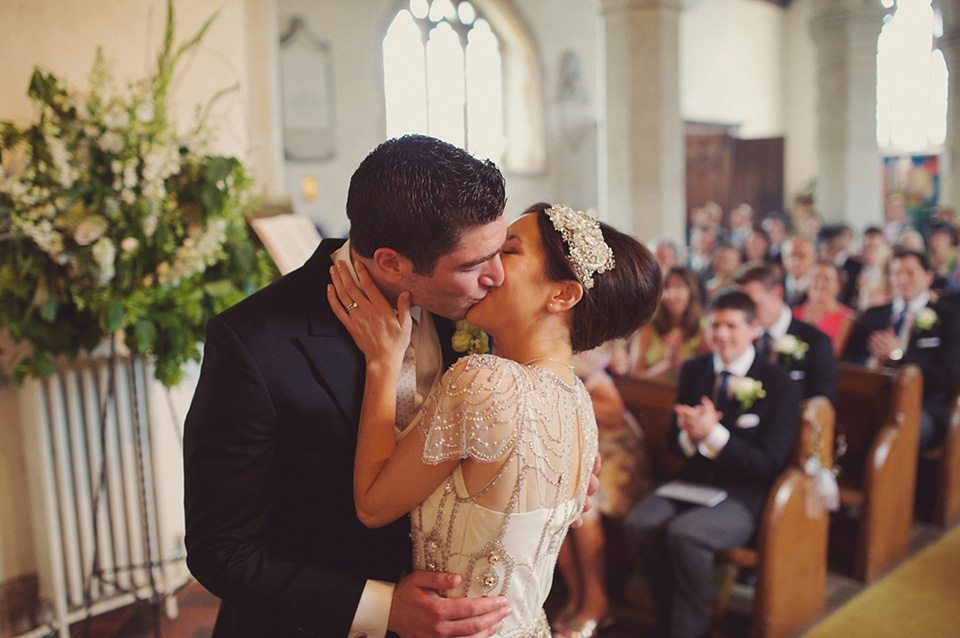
[544,204,615,289]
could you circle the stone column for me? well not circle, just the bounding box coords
[937,0,960,208]
[809,0,887,229]
[597,0,685,245]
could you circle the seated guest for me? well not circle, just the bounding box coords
[624,290,802,638]
[855,227,892,311]
[927,221,957,295]
[842,249,960,449]
[742,227,772,265]
[687,224,719,285]
[630,266,709,381]
[782,235,817,306]
[652,238,681,271]
[762,213,790,265]
[728,203,755,250]
[896,227,926,253]
[704,244,743,300]
[793,261,857,356]
[818,223,863,308]
[734,262,838,402]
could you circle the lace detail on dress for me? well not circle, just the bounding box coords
[411,354,599,634]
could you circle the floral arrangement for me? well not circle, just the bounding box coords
[451,320,490,356]
[0,2,276,386]
[730,376,766,411]
[914,307,938,331]
[773,334,808,364]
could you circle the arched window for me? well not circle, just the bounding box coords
[383,0,542,171]
[877,0,948,151]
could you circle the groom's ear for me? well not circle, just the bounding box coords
[548,280,583,313]
[371,247,409,283]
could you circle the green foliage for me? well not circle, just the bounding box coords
[0,1,277,386]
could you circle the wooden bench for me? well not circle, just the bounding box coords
[613,375,834,638]
[830,363,923,583]
[917,386,960,527]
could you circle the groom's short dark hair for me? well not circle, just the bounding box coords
[347,135,506,275]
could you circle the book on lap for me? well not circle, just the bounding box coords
[655,480,728,507]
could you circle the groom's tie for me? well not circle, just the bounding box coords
[396,323,418,430]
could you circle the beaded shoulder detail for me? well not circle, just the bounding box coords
[419,354,584,465]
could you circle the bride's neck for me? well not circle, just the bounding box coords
[492,325,574,375]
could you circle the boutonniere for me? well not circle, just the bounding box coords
[730,376,766,410]
[914,307,938,331]
[773,334,808,364]
[451,320,490,355]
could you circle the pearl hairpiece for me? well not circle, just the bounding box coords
[544,204,615,289]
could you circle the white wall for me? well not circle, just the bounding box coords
[680,0,786,138]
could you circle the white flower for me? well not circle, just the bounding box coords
[99,131,124,153]
[120,237,139,253]
[102,105,130,130]
[915,307,938,331]
[729,376,766,410]
[135,101,155,123]
[92,237,116,285]
[73,216,108,246]
[143,213,158,237]
[773,334,808,360]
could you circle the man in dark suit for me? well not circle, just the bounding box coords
[183,136,512,638]
[623,290,802,638]
[735,262,837,402]
[842,249,960,449]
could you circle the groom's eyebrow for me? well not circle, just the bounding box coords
[456,229,510,269]
[459,248,502,269]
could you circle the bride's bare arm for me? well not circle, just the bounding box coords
[328,262,457,527]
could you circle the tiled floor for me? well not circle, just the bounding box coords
[68,582,218,638]
[67,520,946,638]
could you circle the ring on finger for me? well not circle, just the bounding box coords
[345,301,359,312]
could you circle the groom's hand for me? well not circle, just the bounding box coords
[388,571,510,638]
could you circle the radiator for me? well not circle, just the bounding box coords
[16,352,193,638]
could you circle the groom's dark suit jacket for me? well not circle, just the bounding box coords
[668,353,802,519]
[183,239,461,638]
[842,299,960,430]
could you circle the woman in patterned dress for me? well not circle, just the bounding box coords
[328,204,661,636]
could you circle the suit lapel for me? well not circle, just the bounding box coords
[296,240,367,427]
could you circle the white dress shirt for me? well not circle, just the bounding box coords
[332,241,444,638]
[678,346,757,459]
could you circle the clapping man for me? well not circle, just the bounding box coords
[624,290,801,638]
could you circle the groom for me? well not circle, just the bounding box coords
[183,135,513,638]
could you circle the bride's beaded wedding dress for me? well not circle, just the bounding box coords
[408,354,598,637]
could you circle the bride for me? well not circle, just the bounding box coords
[327,203,661,636]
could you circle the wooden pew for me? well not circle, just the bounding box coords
[613,375,834,638]
[918,386,960,527]
[831,363,923,583]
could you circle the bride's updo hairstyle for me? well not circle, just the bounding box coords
[524,202,662,352]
